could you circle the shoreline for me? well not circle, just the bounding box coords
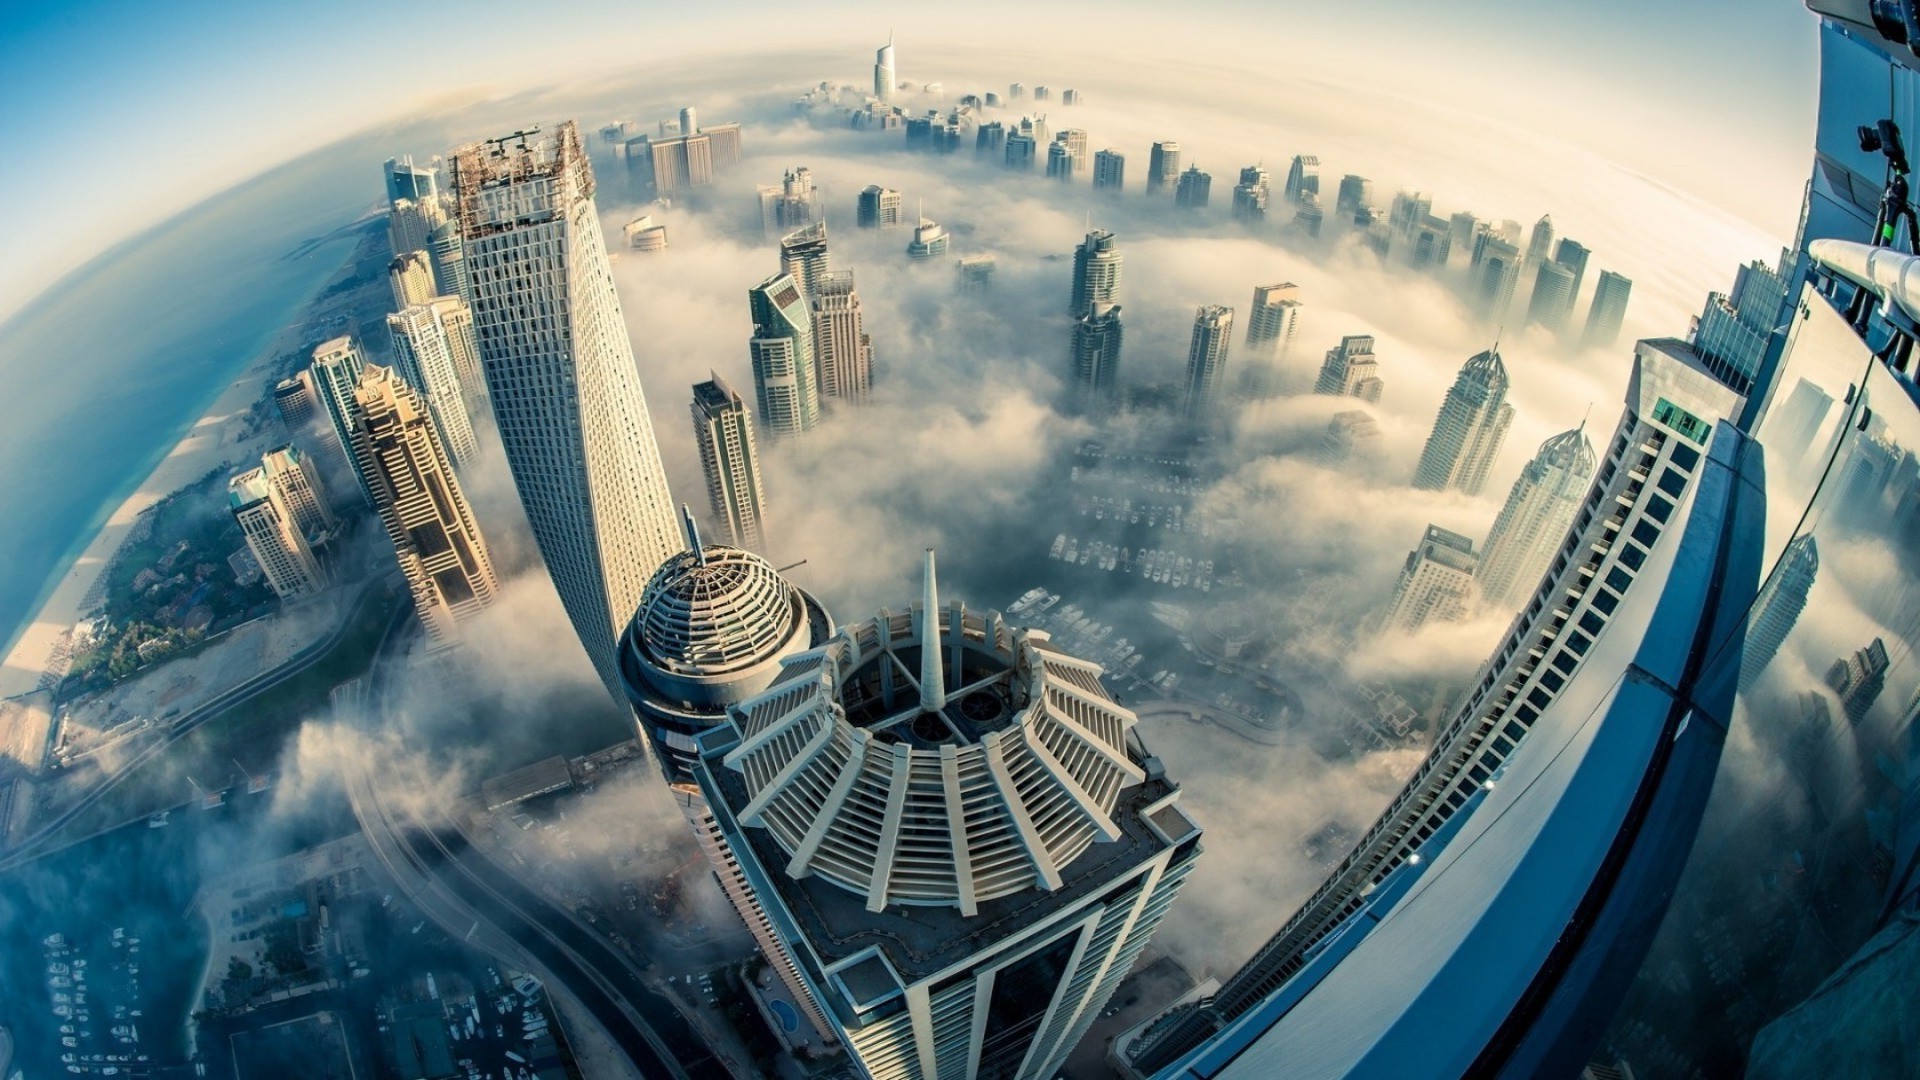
[0,233,370,704]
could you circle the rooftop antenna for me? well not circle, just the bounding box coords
[919,549,947,712]
[680,504,707,566]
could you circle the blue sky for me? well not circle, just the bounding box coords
[0,0,1816,322]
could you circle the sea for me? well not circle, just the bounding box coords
[0,141,383,661]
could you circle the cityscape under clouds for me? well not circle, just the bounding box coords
[2,4,1917,1080]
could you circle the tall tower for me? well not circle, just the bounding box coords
[1232,165,1270,223]
[452,122,681,695]
[687,552,1202,1080]
[385,156,438,205]
[779,221,832,298]
[1069,229,1123,316]
[260,445,336,547]
[1285,154,1320,203]
[873,34,897,103]
[1174,165,1213,209]
[389,250,438,309]
[857,185,903,228]
[1739,533,1819,688]
[690,375,769,552]
[1147,140,1182,196]
[1474,238,1524,322]
[1314,334,1384,402]
[1071,302,1124,409]
[1411,345,1515,496]
[1583,270,1634,350]
[1245,283,1302,353]
[1335,174,1373,218]
[1183,305,1235,425]
[1553,238,1591,301]
[747,271,821,437]
[1525,260,1577,334]
[1524,213,1555,266]
[1382,524,1479,632]
[387,299,482,471]
[231,468,328,602]
[1476,424,1597,611]
[810,271,874,404]
[350,365,498,645]
[309,336,373,504]
[1093,148,1126,191]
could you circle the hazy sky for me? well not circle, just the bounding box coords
[0,0,1816,325]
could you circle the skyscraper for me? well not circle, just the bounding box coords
[810,271,873,404]
[1739,532,1818,688]
[1526,259,1577,333]
[428,219,471,303]
[1232,165,1270,223]
[1183,305,1234,424]
[759,167,820,237]
[906,216,949,259]
[1335,174,1373,217]
[1411,345,1515,496]
[273,374,316,429]
[260,444,335,546]
[1093,148,1125,191]
[1047,128,1088,178]
[1524,213,1555,266]
[1388,191,1433,238]
[1175,165,1212,209]
[385,155,438,204]
[1314,334,1384,402]
[309,336,373,503]
[350,365,498,646]
[452,122,681,696]
[1382,524,1479,632]
[1245,283,1302,353]
[624,110,744,197]
[230,467,328,602]
[1004,129,1038,170]
[1147,140,1181,196]
[778,221,831,297]
[857,185,903,228]
[975,121,1006,156]
[957,254,997,293]
[1826,637,1891,724]
[1069,229,1122,316]
[386,298,481,470]
[389,250,437,309]
[873,34,896,103]
[1285,154,1320,204]
[1553,236,1591,300]
[1583,269,1634,350]
[387,196,447,263]
[1475,423,1597,612]
[691,375,768,552]
[1473,237,1524,322]
[746,272,821,437]
[1690,254,1787,393]
[686,552,1202,1080]
[1071,301,1124,408]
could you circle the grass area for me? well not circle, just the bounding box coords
[44,581,401,845]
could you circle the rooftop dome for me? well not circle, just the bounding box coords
[722,552,1147,915]
[634,545,806,678]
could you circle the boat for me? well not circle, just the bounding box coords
[1008,588,1047,614]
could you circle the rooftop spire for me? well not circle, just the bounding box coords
[920,548,946,712]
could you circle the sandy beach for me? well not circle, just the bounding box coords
[0,350,292,703]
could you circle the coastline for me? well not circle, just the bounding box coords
[0,227,374,705]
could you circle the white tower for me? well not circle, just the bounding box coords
[452,122,681,695]
[1411,345,1515,496]
[874,34,897,103]
[1477,423,1597,612]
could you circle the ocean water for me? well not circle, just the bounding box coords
[0,144,379,660]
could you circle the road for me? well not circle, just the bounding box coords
[351,601,731,1080]
[0,576,390,872]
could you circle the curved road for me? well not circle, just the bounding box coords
[0,577,390,871]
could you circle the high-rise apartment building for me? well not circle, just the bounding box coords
[273,374,317,429]
[1317,410,1381,464]
[1232,165,1270,223]
[857,185,903,228]
[1047,128,1088,179]
[957,255,997,294]
[1739,532,1818,688]
[1069,229,1122,316]
[623,107,743,196]
[387,195,447,263]
[309,336,373,504]
[1526,259,1577,333]
[1314,334,1384,402]
[873,34,897,103]
[976,121,1006,156]
[1126,338,1744,1073]
[1285,155,1320,204]
[1473,237,1524,322]
[1475,424,1597,612]
[1411,346,1515,496]
[686,553,1202,1080]
[230,466,328,602]
[385,155,438,205]
[1690,254,1788,393]
[1071,301,1124,408]
[1382,524,1480,633]
[1245,283,1302,353]
[1335,174,1373,217]
[1583,269,1634,350]
[747,272,821,437]
[1175,165,1212,209]
[350,365,498,645]
[428,219,471,303]
[690,375,769,552]
[389,250,438,309]
[1147,140,1182,196]
[1826,637,1891,724]
[1553,237,1591,300]
[1183,305,1234,424]
[810,271,873,404]
[452,122,681,696]
[778,221,832,297]
[1524,214,1556,266]
[906,216,949,259]
[1093,148,1125,191]
[260,444,334,548]
[759,167,820,237]
[386,298,482,470]
[1004,130,1038,170]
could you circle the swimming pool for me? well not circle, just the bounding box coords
[769,998,800,1033]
